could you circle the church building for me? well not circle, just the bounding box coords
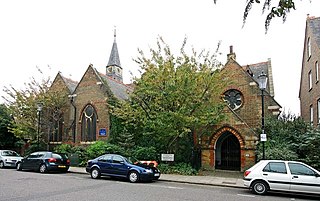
[49,33,281,171]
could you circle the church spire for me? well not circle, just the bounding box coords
[106,27,123,82]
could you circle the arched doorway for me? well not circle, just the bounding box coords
[215,131,240,171]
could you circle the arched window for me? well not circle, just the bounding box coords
[81,105,97,142]
[50,111,63,142]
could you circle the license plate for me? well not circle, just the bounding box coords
[154,173,160,176]
[58,165,66,168]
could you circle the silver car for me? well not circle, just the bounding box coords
[243,160,320,195]
[0,150,23,168]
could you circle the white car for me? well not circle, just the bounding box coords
[243,160,320,195]
[0,150,23,168]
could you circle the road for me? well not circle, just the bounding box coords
[0,169,319,201]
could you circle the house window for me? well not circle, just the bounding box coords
[81,104,97,142]
[318,99,320,124]
[50,111,63,142]
[307,37,311,59]
[316,61,319,82]
[310,105,313,126]
[309,71,312,90]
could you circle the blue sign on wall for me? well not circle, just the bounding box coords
[99,128,107,136]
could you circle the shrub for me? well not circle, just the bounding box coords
[54,144,72,154]
[132,146,158,160]
[158,162,197,175]
[85,141,125,160]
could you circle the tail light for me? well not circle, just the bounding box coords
[48,158,57,163]
[66,159,70,165]
[244,170,251,177]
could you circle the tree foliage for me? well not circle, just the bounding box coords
[0,104,18,149]
[2,68,68,146]
[257,113,320,169]
[215,0,299,32]
[111,37,226,161]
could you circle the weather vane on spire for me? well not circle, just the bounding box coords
[114,26,116,42]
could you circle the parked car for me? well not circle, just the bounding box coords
[0,150,23,168]
[86,154,160,183]
[17,151,70,173]
[243,160,320,195]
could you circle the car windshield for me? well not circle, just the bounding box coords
[2,151,20,157]
[125,156,141,165]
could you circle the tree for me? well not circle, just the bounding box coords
[258,112,320,169]
[0,104,18,149]
[2,68,68,148]
[215,0,299,32]
[111,37,226,162]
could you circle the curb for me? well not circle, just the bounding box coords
[68,169,245,189]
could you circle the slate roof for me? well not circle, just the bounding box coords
[107,38,121,68]
[309,16,320,48]
[242,59,274,97]
[97,71,133,100]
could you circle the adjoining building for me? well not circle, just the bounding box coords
[299,15,320,126]
[49,33,281,171]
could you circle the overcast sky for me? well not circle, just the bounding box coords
[1,0,319,115]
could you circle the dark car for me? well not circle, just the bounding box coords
[86,154,160,183]
[17,151,70,173]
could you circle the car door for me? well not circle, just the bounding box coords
[22,153,39,169]
[288,162,320,194]
[97,155,112,175]
[261,161,291,191]
[111,155,128,176]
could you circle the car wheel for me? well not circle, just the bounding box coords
[16,162,22,171]
[252,180,268,195]
[39,164,47,173]
[0,161,4,168]
[128,171,139,183]
[90,168,101,179]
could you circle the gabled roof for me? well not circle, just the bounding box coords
[242,59,275,97]
[51,72,78,93]
[308,16,320,48]
[90,66,133,100]
[60,74,78,93]
[98,72,133,100]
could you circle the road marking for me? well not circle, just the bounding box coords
[237,194,255,198]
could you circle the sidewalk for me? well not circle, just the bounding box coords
[69,167,244,188]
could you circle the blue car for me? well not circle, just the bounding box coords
[86,154,160,183]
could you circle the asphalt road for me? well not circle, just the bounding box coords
[0,168,319,201]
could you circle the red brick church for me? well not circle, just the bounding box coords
[49,33,281,171]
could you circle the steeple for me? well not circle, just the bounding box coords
[106,27,123,82]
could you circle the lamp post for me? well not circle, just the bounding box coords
[258,72,268,160]
[37,102,43,151]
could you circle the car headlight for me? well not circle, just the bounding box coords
[144,169,153,173]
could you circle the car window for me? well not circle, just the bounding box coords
[100,155,112,162]
[112,155,124,164]
[263,162,287,174]
[38,153,46,158]
[2,150,20,157]
[288,163,316,176]
[52,154,62,159]
[28,153,39,159]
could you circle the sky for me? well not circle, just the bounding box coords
[0,0,319,115]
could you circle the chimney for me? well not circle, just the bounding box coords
[227,45,236,61]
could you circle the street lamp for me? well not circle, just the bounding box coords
[258,71,268,160]
[36,102,43,151]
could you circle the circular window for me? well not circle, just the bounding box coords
[223,89,243,110]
